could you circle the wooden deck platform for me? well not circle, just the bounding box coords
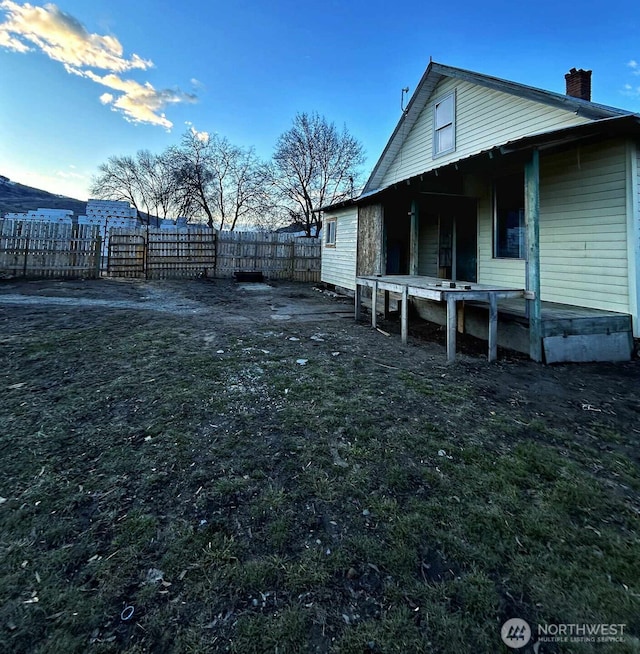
[490,298,632,336]
[355,275,634,363]
[491,298,633,362]
[356,275,524,362]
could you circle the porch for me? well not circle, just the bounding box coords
[355,275,634,363]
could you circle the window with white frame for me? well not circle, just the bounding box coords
[325,219,337,247]
[494,173,525,259]
[434,92,456,156]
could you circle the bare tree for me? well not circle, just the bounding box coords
[90,150,193,223]
[216,142,268,231]
[168,131,217,227]
[270,112,364,237]
[90,154,145,217]
[170,130,272,231]
[137,150,176,220]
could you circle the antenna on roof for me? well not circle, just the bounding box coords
[401,87,410,115]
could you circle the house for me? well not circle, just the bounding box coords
[320,62,640,363]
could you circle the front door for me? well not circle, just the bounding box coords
[455,210,477,283]
[438,215,453,279]
[437,199,477,282]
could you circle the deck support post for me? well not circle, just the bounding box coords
[488,293,498,362]
[525,149,542,362]
[401,286,408,344]
[410,200,419,276]
[355,282,362,321]
[371,280,378,328]
[384,290,390,318]
[446,295,457,363]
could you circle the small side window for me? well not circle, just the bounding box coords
[325,219,337,247]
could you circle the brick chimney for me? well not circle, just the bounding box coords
[565,68,592,101]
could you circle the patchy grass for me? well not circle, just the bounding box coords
[0,281,639,653]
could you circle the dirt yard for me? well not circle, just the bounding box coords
[0,278,638,653]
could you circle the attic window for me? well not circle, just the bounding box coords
[434,92,456,156]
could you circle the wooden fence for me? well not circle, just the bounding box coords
[0,220,321,282]
[107,227,217,279]
[214,231,320,282]
[0,219,101,279]
[107,228,321,281]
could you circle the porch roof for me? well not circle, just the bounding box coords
[347,113,640,207]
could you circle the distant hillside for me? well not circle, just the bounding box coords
[0,176,87,217]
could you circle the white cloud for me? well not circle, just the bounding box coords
[628,60,638,69]
[190,125,209,142]
[74,69,196,129]
[622,83,640,97]
[184,120,209,142]
[0,1,196,128]
[0,1,150,71]
[56,168,85,180]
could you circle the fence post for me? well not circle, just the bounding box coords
[144,224,149,280]
[212,231,218,277]
[22,235,29,278]
[94,235,102,278]
[70,223,79,275]
[290,240,295,281]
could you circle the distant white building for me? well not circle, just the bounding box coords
[4,208,74,224]
[76,199,140,260]
[77,199,139,227]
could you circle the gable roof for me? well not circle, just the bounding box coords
[363,61,633,194]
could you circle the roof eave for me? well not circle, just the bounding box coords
[357,114,640,206]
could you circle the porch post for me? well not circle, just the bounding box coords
[409,200,419,275]
[525,149,542,362]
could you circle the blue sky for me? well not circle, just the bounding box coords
[1,0,639,201]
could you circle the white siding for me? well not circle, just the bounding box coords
[478,141,631,313]
[539,141,629,312]
[381,78,591,188]
[321,207,358,290]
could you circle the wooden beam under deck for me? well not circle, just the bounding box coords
[355,275,525,362]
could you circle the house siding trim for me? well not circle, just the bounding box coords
[627,140,640,336]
